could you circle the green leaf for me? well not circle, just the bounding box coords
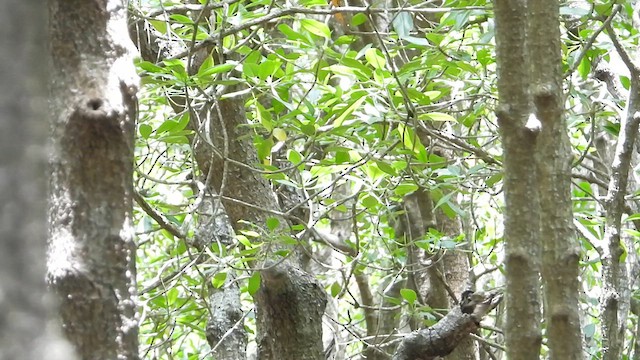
[577,56,590,80]
[400,288,417,305]
[139,124,152,139]
[255,102,273,131]
[365,48,386,69]
[351,13,367,26]
[159,135,190,144]
[255,136,274,161]
[375,160,397,175]
[258,59,281,80]
[330,281,342,297]
[287,149,303,165]
[583,323,596,338]
[621,75,630,90]
[248,272,261,296]
[157,116,188,134]
[266,217,280,231]
[300,19,331,39]
[335,151,350,164]
[278,24,310,44]
[394,183,418,196]
[397,123,427,161]
[486,173,503,187]
[334,92,367,127]
[170,14,194,25]
[212,272,227,288]
[237,234,252,248]
[199,62,236,78]
[434,192,454,210]
[360,194,379,210]
[393,12,413,38]
[422,112,456,122]
[403,35,430,46]
[273,128,287,141]
[241,230,260,237]
[175,240,187,255]
[300,124,316,136]
[137,60,165,74]
[148,20,168,34]
[166,288,179,305]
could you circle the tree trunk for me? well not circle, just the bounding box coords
[199,190,247,360]
[529,0,584,358]
[191,93,327,360]
[599,47,640,360]
[493,0,543,358]
[0,1,74,358]
[48,1,140,359]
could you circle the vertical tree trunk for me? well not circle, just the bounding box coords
[48,1,140,359]
[200,190,247,360]
[600,64,640,360]
[529,0,584,359]
[191,94,327,360]
[493,1,543,358]
[0,0,74,358]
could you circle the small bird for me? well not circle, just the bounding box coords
[459,289,503,322]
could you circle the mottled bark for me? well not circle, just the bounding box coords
[396,188,476,359]
[529,1,583,359]
[193,94,326,359]
[393,291,501,360]
[48,1,140,359]
[434,212,476,360]
[200,192,247,360]
[493,0,543,358]
[0,1,74,358]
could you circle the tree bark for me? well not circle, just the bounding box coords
[529,1,584,359]
[192,93,327,360]
[493,0,543,358]
[0,0,75,358]
[393,291,501,360]
[600,17,640,358]
[48,1,140,359]
[199,191,247,360]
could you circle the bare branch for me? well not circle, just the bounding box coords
[604,5,640,74]
[567,4,620,76]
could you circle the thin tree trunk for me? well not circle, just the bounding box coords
[191,93,327,360]
[599,22,640,356]
[48,1,140,358]
[493,1,543,358]
[199,190,247,360]
[529,1,583,359]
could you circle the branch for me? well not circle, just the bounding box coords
[134,190,186,240]
[567,5,620,76]
[393,290,502,360]
[420,123,501,166]
[604,5,640,74]
[165,6,490,60]
[141,4,489,18]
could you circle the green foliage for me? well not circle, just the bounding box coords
[130,0,640,358]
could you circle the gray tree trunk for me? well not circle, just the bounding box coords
[493,0,543,358]
[191,92,327,360]
[48,1,140,359]
[199,190,247,360]
[0,1,75,359]
[599,16,640,359]
[529,0,584,359]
